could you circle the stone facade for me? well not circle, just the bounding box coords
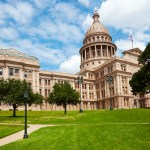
[0,11,150,110]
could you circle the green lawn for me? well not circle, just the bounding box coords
[0,109,150,150]
[0,124,24,139]
[0,109,150,124]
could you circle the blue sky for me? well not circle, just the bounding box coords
[0,0,150,73]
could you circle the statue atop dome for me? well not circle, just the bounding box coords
[93,10,100,23]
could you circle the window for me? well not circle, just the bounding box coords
[9,68,13,76]
[39,79,41,85]
[0,68,2,75]
[89,84,93,90]
[39,89,41,94]
[121,64,126,71]
[75,83,79,89]
[82,84,86,89]
[89,92,94,99]
[24,74,27,78]
[48,90,50,95]
[15,68,19,73]
[48,80,50,86]
[45,80,47,86]
[45,89,47,97]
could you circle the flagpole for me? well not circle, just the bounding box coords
[129,35,133,49]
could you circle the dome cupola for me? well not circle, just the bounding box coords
[79,11,117,71]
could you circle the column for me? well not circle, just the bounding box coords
[120,76,122,95]
[4,66,9,80]
[36,71,40,93]
[106,45,108,57]
[116,75,119,95]
[41,78,45,97]
[32,71,36,93]
[100,45,103,57]
[87,84,89,99]
[82,51,84,61]
[111,47,113,57]
[80,53,82,62]
[85,49,86,60]
[89,46,92,58]
[19,67,24,80]
[95,45,97,57]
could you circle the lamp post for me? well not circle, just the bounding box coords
[23,91,28,139]
[106,76,113,110]
[75,76,83,112]
[146,59,150,63]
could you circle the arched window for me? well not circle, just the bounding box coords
[93,37,95,42]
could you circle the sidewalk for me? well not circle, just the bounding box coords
[0,124,54,146]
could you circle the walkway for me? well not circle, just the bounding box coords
[0,124,54,146]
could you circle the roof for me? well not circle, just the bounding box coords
[85,11,109,37]
[0,48,39,61]
[122,48,142,55]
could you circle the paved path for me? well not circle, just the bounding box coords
[0,124,54,147]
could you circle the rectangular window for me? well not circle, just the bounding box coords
[15,68,19,73]
[45,89,47,97]
[48,90,50,95]
[45,80,47,86]
[39,79,41,85]
[48,80,50,86]
[0,68,2,75]
[24,74,27,78]
[9,68,13,76]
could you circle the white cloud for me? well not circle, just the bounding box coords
[27,20,83,44]
[78,0,91,7]
[59,55,80,74]
[99,0,150,30]
[82,14,93,31]
[0,27,19,40]
[50,2,84,25]
[33,0,56,9]
[115,39,146,56]
[0,2,34,24]
[98,0,150,53]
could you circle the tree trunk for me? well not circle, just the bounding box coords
[64,103,67,114]
[13,104,17,117]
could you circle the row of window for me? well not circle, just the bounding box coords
[75,83,94,90]
[39,79,50,86]
[39,89,50,97]
[84,35,111,45]
[0,67,33,78]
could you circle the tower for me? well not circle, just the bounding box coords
[80,11,117,71]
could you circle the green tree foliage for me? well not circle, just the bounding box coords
[48,82,79,114]
[31,93,43,109]
[0,79,40,117]
[130,43,150,95]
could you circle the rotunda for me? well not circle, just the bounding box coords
[80,11,117,70]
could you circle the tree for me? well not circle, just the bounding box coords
[0,79,32,117]
[30,93,43,109]
[130,43,150,95]
[48,82,80,114]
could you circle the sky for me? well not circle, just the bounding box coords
[0,0,150,74]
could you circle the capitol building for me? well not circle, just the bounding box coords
[0,11,150,110]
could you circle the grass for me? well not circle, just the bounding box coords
[1,125,150,150]
[0,109,150,124]
[0,124,24,139]
[0,109,150,149]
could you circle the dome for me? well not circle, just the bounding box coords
[85,11,109,37]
